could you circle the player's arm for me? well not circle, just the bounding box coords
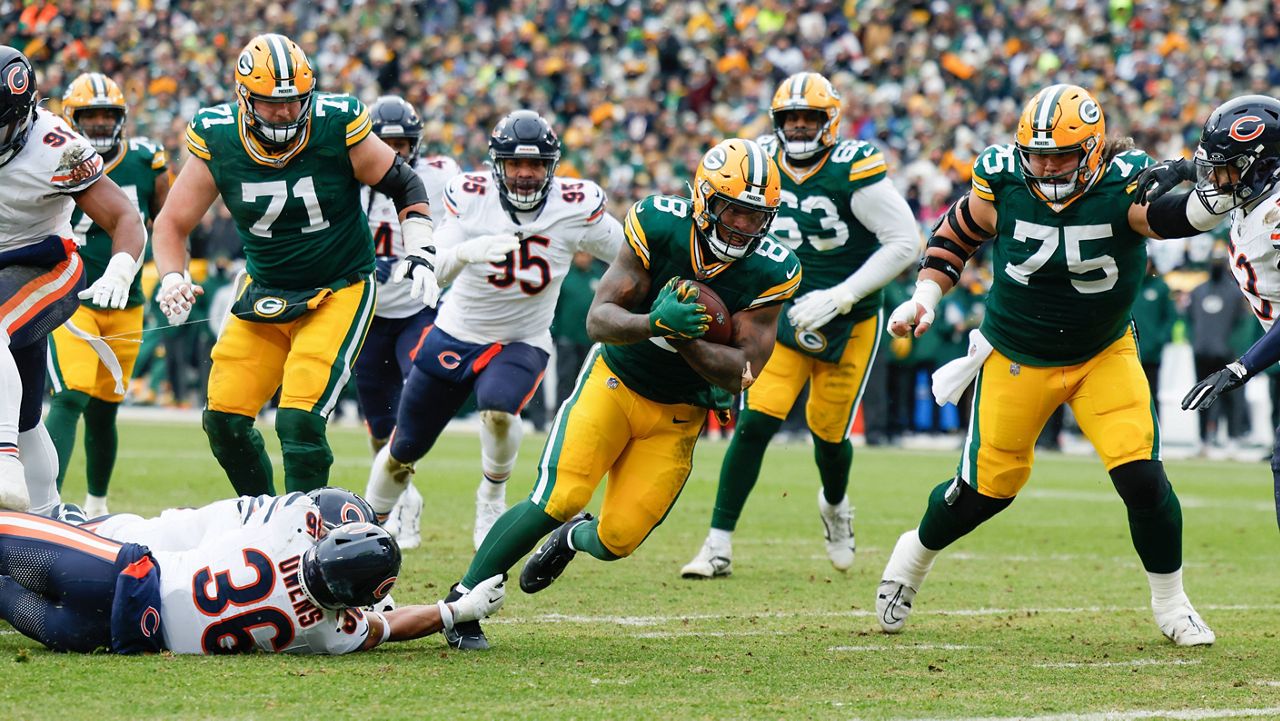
[675,302,783,393]
[586,239,657,344]
[359,575,505,651]
[888,191,997,338]
[150,166,171,219]
[1128,187,1229,239]
[151,155,218,323]
[1182,313,1280,411]
[71,174,148,309]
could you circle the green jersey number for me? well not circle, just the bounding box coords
[242,176,330,238]
[771,190,849,252]
[652,196,689,217]
[199,105,235,130]
[74,185,140,237]
[1005,220,1118,294]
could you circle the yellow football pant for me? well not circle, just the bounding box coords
[49,305,144,403]
[959,330,1159,498]
[206,279,375,418]
[529,349,706,557]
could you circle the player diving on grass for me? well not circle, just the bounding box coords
[877,84,1229,646]
[437,138,802,650]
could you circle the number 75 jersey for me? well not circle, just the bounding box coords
[431,173,623,351]
[971,143,1154,365]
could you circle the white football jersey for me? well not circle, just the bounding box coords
[361,155,460,319]
[153,493,375,655]
[432,173,623,351]
[87,495,266,552]
[0,108,103,252]
[1226,185,1280,331]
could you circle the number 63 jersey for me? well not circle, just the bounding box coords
[431,173,623,352]
[971,143,1154,365]
[152,493,372,655]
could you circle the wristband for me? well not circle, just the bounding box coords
[437,600,455,631]
[377,612,392,644]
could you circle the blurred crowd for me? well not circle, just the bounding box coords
[6,0,1280,444]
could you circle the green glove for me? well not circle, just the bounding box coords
[649,278,710,340]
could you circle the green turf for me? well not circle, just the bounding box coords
[6,420,1280,720]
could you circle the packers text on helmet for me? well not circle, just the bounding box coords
[770,72,842,160]
[235,33,315,147]
[1015,84,1106,205]
[693,138,781,262]
[62,72,127,155]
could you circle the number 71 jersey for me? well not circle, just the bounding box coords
[972,143,1153,365]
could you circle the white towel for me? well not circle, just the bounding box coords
[62,320,125,395]
[931,329,994,406]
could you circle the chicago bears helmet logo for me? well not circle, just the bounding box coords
[374,577,397,599]
[5,65,28,94]
[341,502,367,523]
[1229,115,1265,142]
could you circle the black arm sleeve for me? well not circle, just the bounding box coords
[1145,190,1201,239]
[371,155,430,215]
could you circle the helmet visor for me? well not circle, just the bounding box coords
[1194,153,1255,212]
[246,93,311,144]
[709,195,777,248]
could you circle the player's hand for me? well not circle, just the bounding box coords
[455,233,521,264]
[78,251,137,309]
[157,271,203,325]
[1134,158,1195,205]
[374,257,395,284]
[649,277,710,340]
[391,254,441,308]
[788,286,856,331]
[445,574,506,626]
[1182,361,1249,411]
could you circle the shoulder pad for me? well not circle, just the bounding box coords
[556,177,608,224]
[831,140,887,187]
[745,239,803,309]
[313,93,372,147]
[129,136,168,170]
[442,172,491,217]
[39,113,103,193]
[756,134,779,155]
[971,143,1019,201]
[418,155,460,177]
[1106,149,1154,191]
[186,104,236,161]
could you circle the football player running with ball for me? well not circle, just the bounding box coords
[439,138,802,650]
[45,72,170,518]
[682,72,920,579]
[364,110,621,551]
[152,34,439,495]
[878,84,1228,646]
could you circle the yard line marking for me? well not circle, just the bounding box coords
[1022,488,1272,512]
[829,643,977,652]
[1032,658,1202,669]
[890,706,1280,721]
[631,630,787,639]
[1253,680,1280,687]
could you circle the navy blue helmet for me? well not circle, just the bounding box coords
[300,522,400,610]
[1194,95,1280,212]
[0,46,38,168]
[370,95,423,160]
[488,109,560,211]
[307,487,377,529]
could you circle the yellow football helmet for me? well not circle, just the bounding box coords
[770,72,842,160]
[62,72,126,154]
[234,33,315,146]
[693,138,781,262]
[1015,83,1106,204]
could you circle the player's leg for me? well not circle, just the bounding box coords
[277,279,376,492]
[352,315,403,452]
[45,305,103,492]
[878,352,1065,633]
[805,312,883,571]
[204,315,289,496]
[79,305,143,515]
[1069,332,1213,646]
[471,342,549,549]
[683,342,808,578]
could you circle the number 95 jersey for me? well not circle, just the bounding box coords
[431,173,623,352]
[972,143,1153,365]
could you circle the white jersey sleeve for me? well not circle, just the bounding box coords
[86,496,252,552]
[0,108,104,252]
[575,182,623,261]
[1227,188,1280,331]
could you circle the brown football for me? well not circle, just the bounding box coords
[687,280,733,345]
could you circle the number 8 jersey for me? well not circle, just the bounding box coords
[971,143,1154,365]
[184,94,375,290]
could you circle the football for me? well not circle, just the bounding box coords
[687,281,733,345]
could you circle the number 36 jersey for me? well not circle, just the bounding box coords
[152,493,373,655]
[971,143,1153,365]
[185,94,375,290]
[431,173,623,352]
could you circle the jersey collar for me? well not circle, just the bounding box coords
[689,226,731,280]
[101,139,128,175]
[237,109,310,168]
[775,146,830,185]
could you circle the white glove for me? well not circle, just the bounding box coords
[454,233,521,264]
[78,252,138,309]
[788,285,858,331]
[439,574,506,629]
[390,256,441,308]
[887,279,943,338]
[157,271,203,326]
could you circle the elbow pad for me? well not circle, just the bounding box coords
[372,155,430,214]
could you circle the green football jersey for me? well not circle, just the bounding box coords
[971,143,1153,365]
[70,136,167,308]
[602,194,803,409]
[759,136,890,362]
[184,93,375,290]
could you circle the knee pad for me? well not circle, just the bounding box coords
[734,409,783,444]
[1109,460,1171,510]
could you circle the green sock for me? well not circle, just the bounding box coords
[570,518,622,561]
[709,409,782,531]
[203,410,274,496]
[462,500,561,588]
[813,436,852,505]
[1127,483,1183,573]
[45,390,89,491]
[276,409,332,493]
[917,478,1012,551]
[82,399,119,498]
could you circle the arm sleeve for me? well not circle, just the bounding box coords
[837,179,923,300]
[431,212,470,286]
[1239,319,1280,376]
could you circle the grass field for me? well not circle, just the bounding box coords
[5,419,1280,721]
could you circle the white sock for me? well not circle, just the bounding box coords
[18,424,60,516]
[0,342,20,451]
[1147,567,1186,608]
[479,410,521,481]
[85,494,109,517]
[477,477,505,503]
[365,444,411,515]
[882,528,938,589]
[708,528,732,550]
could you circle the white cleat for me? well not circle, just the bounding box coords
[388,483,423,550]
[0,456,30,512]
[1154,595,1216,646]
[876,580,917,633]
[473,489,506,551]
[680,539,733,579]
[817,489,855,571]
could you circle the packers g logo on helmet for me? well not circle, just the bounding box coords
[770,72,842,160]
[692,138,781,262]
[234,33,315,148]
[1015,84,1107,207]
[62,73,127,155]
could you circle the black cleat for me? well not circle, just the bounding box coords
[520,513,592,594]
[442,583,489,650]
